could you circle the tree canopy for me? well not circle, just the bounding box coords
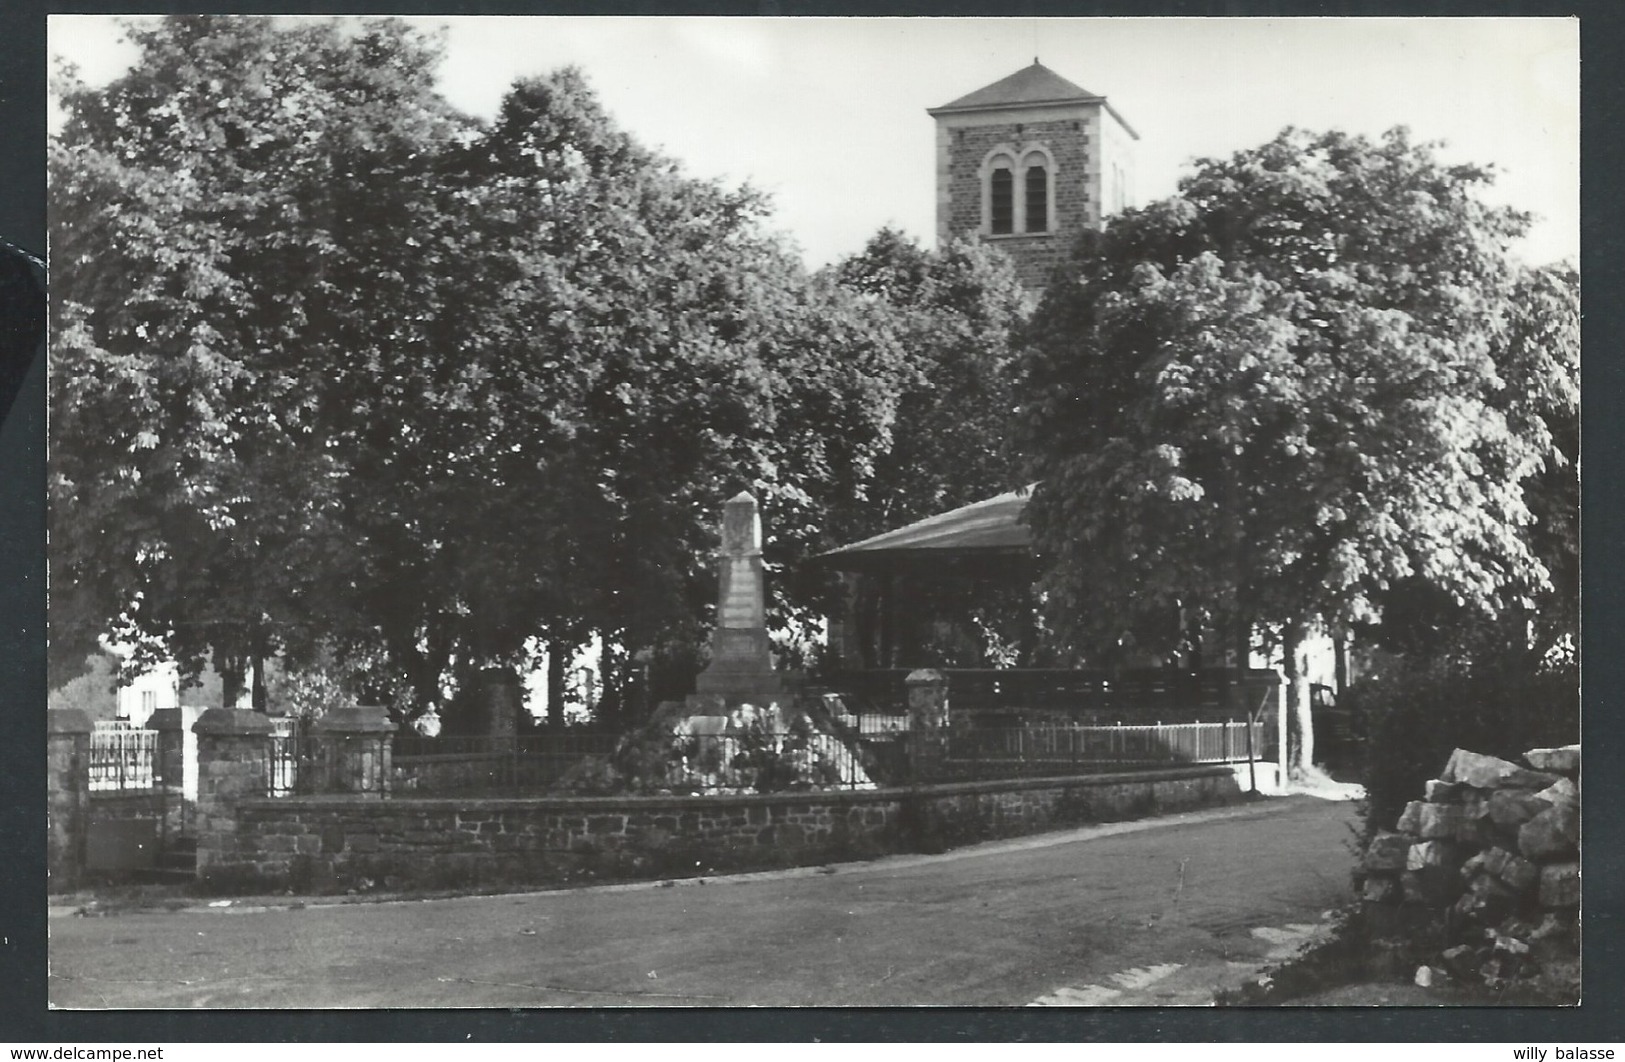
[50,16,466,696]
[49,17,934,723]
[816,229,1035,668]
[830,228,1030,532]
[1013,127,1578,771]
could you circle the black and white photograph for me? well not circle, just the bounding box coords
[36,13,1586,1015]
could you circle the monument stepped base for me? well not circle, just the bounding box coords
[685,673,804,715]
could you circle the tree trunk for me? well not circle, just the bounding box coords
[250,651,268,713]
[218,654,247,710]
[856,576,883,669]
[596,640,628,733]
[1282,623,1314,778]
[878,572,896,669]
[834,572,863,669]
[445,656,483,736]
[546,639,568,729]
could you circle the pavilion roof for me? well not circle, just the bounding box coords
[817,486,1035,571]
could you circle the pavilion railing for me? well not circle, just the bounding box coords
[823,666,1281,723]
[938,719,1266,780]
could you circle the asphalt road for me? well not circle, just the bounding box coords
[48,793,1359,1008]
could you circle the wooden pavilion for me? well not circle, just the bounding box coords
[811,486,1283,734]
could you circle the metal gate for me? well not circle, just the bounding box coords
[85,722,191,875]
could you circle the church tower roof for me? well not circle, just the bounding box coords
[928,60,1103,114]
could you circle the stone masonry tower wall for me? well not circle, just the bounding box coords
[929,62,1138,292]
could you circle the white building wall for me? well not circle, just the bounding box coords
[116,661,180,727]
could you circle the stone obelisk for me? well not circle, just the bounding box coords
[693,491,784,705]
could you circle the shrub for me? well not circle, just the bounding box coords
[1343,655,1577,838]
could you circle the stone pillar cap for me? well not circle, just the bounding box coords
[905,668,949,684]
[146,707,187,731]
[192,707,277,735]
[310,704,396,735]
[47,708,94,735]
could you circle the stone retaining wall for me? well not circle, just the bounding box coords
[201,764,1249,893]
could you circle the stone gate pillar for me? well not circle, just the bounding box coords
[192,708,274,883]
[47,708,92,891]
[310,705,394,797]
[906,669,950,783]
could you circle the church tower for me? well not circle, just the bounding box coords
[928,60,1139,290]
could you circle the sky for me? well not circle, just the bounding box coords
[49,15,1579,271]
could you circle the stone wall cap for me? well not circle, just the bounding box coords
[310,704,395,734]
[192,707,277,735]
[237,764,1234,813]
[47,708,93,735]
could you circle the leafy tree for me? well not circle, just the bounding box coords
[830,229,1030,534]
[50,16,466,704]
[411,71,917,725]
[811,230,1034,669]
[0,238,44,431]
[1499,262,1579,661]
[1354,262,1577,677]
[52,23,919,728]
[1014,127,1575,776]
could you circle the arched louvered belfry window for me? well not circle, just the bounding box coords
[1025,163,1049,233]
[989,165,1014,235]
[982,143,1056,236]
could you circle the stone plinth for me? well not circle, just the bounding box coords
[47,709,92,891]
[192,708,275,881]
[310,705,394,797]
[694,491,786,705]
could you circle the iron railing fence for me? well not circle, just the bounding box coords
[254,717,1266,798]
[391,731,621,795]
[88,725,158,792]
[617,726,885,794]
[937,719,1265,781]
[392,729,894,796]
[855,714,911,735]
[268,717,308,797]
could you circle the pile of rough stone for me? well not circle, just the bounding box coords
[1356,744,1580,993]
